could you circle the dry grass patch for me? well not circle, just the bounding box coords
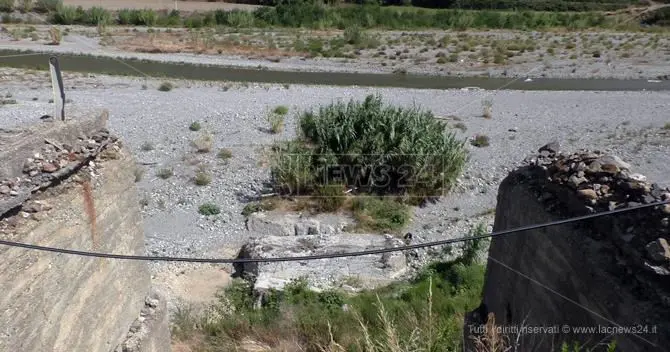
[192,132,214,153]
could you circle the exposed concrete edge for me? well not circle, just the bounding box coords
[115,289,172,352]
[0,110,109,180]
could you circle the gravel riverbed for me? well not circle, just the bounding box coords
[1,68,669,305]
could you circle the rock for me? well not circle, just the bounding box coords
[9,190,18,196]
[662,193,670,201]
[629,173,647,182]
[0,185,9,194]
[246,212,297,236]
[644,262,670,276]
[568,175,587,188]
[662,204,670,215]
[597,155,631,171]
[42,163,58,173]
[539,141,560,155]
[577,189,598,200]
[236,234,410,292]
[646,238,670,262]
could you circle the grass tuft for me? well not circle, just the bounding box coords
[471,134,490,148]
[156,167,174,179]
[158,82,173,91]
[189,121,202,131]
[198,202,220,216]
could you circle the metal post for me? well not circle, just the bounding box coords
[48,56,65,121]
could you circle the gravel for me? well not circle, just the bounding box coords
[1,69,669,265]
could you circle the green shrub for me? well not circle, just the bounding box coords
[18,0,32,13]
[198,202,220,216]
[82,6,110,25]
[158,81,173,91]
[189,121,201,131]
[271,94,466,201]
[272,105,289,116]
[218,148,233,160]
[471,134,490,147]
[52,5,79,25]
[0,0,14,12]
[352,196,411,232]
[313,184,346,212]
[194,171,212,186]
[241,198,277,217]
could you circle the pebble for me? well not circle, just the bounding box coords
[0,185,10,194]
[42,163,58,173]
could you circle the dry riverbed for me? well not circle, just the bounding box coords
[1,24,670,79]
[1,66,670,312]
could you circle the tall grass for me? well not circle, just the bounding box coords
[172,248,487,351]
[271,94,467,201]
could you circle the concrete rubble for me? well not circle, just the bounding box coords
[523,141,670,274]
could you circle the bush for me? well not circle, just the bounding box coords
[18,0,31,13]
[271,94,467,201]
[313,183,346,212]
[471,134,490,147]
[272,105,289,116]
[198,202,221,216]
[157,81,173,91]
[82,6,111,26]
[52,5,79,25]
[189,121,201,131]
[0,0,14,12]
[218,148,233,160]
[194,171,212,186]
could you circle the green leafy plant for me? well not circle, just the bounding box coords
[198,202,220,216]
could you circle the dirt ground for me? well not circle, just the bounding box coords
[63,0,261,11]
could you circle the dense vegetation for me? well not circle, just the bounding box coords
[2,0,666,30]
[172,224,488,351]
[270,94,467,201]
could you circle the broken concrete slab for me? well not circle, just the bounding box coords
[235,234,409,293]
[246,211,354,237]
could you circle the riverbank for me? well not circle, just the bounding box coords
[2,66,669,324]
[2,25,670,80]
